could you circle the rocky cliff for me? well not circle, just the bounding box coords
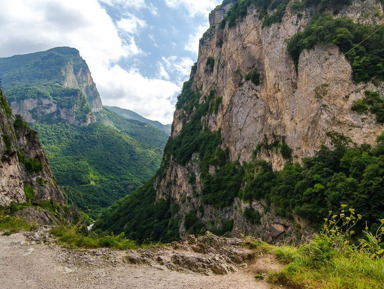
[97,0,384,244]
[0,88,65,206]
[0,47,102,126]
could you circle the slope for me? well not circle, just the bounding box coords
[0,47,165,217]
[105,106,171,134]
[96,0,384,242]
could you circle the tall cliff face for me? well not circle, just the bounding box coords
[160,0,384,240]
[0,89,65,206]
[97,0,384,243]
[173,0,383,169]
[0,47,103,126]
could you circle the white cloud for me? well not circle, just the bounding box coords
[117,16,146,34]
[158,63,171,80]
[164,0,222,17]
[99,0,146,9]
[184,25,207,54]
[98,65,179,124]
[0,0,127,65]
[162,56,194,84]
[0,0,178,124]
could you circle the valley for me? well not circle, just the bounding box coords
[1,0,384,288]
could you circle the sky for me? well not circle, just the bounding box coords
[0,0,223,124]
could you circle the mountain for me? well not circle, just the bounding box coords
[0,88,64,206]
[96,0,384,243]
[0,47,166,217]
[95,108,169,150]
[0,87,81,227]
[105,106,171,134]
[0,47,102,126]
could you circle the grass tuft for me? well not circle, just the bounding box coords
[51,224,137,250]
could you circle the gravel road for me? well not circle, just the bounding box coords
[0,231,282,289]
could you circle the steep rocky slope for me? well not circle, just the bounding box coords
[0,47,102,126]
[97,0,384,243]
[0,47,167,216]
[0,88,64,206]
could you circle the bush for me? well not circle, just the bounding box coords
[245,68,261,86]
[288,15,384,82]
[205,56,215,73]
[24,185,35,203]
[244,207,261,224]
[2,134,12,150]
[51,224,137,250]
[352,91,384,123]
[271,207,384,288]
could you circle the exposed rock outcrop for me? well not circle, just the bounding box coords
[0,47,103,126]
[0,89,65,206]
[157,0,384,242]
[125,232,255,275]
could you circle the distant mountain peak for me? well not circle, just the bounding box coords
[105,106,171,134]
[0,47,103,126]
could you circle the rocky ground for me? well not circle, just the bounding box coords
[0,228,284,289]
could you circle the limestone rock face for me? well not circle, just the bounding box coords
[0,90,65,206]
[61,56,103,113]
[190,0,384,169]
[157,0,384,242]
[0,47,103,127]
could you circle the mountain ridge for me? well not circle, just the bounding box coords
[96,0,384,243]
[0,47,166,217]
[105,106,171,134]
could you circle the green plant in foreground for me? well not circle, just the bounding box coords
[51,224,137,250]
[271,205,384,288]
[0,214,34,233]
[359,219,384,259]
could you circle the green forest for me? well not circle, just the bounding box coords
[32,121,163,217]
[0,47,168,218]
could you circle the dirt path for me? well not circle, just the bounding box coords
[0,232,282,289]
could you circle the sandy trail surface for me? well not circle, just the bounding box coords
[0,232,282,289]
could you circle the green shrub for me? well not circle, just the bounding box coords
[17,150,44,173]
[51,224,137,250]
[280,141,293,160]
[272,207,384,289]
[221,0,291,28]
[352,91,384,123]
[13,115,28,128]
[245,68,261,86]
[288,15,384,82]
[205,56,215,73]
[352,99,369,114]
[0,215,33,233]
[2,134,12,150]
[244,207,261,224]
[24,185,35,203]
[0,89,12,118]
[184,211,205,235]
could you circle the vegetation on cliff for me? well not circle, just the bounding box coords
[95,178,179,244]
[220,0,352,28]
[0,48,167,218]
[288,15,384,82]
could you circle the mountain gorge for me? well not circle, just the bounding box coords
[0,47,168,216]
[97,0,384,243]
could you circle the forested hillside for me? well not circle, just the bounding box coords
[0,47,167,217]
[96,0,384,242]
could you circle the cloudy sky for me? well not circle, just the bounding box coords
[0,0,222,124]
